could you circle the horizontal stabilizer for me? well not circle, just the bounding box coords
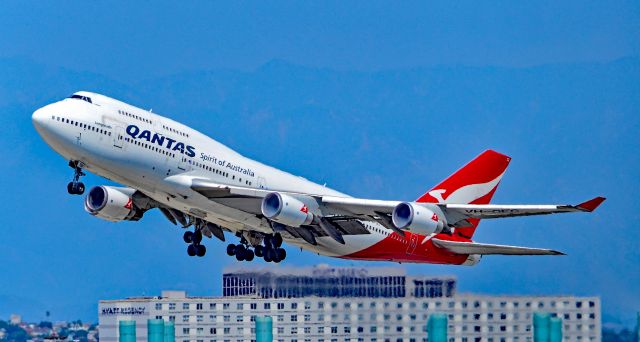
[432,238,564,256]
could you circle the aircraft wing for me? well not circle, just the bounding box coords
[440,196,606,219]
[431,238,564,255]
[189,179,371,241]
[320,195,606,228]
[190,178,268,215]
[187,177,604,242]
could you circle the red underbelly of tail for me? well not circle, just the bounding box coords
[340,232,470,265]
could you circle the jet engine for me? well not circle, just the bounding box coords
[84,186,143,222]
[261,192,314,227]
[392,202,446,236]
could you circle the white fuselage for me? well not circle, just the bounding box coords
[32,92,395,259]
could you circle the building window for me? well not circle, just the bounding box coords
[169,303,176,310]
[155,303,162,310]
[183,303,190,310]
[196,303,203,310]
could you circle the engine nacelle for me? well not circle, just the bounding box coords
[392,202,446,236]
[84,186,142,222]
[261,192,313,227]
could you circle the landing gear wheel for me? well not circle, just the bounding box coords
[187,244,197,257]
[196,244,206,257]
[183,231,194,243]
[254,245,264,257]
[192,230,202,244]
[263,235,272,248]
[226,244,236,256]
[76,182,85,195]
[273,233,283,248]
[234,245,246,261]
[276,248,286,260]
[67,161,86,195]
[265,248,276,263]
[244,249,254,261]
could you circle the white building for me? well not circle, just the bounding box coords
[98,266,600,342]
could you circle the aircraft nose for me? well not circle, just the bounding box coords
[32,105,55,138]
[32,107,48,128]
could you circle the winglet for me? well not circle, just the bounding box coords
[576,196,606,212]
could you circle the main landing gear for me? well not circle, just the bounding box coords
[226,233,286,263]
[67,161,86,195]
[183,229,207,257]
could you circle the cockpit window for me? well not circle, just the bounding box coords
[68,94,93,104]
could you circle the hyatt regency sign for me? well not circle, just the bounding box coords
[101,307,147,316]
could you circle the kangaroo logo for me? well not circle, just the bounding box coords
[428,171,505,204]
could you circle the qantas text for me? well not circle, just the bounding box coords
[126,125,196,157]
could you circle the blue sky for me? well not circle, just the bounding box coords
[0,1,638,327]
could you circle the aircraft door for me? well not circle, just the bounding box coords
[406,233,418,255]
[257,177,267,189]
[113,126,124,149]
[177,155,189,171]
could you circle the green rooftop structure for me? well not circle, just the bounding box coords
[118,320,136,342]
[164,320,175,342]
[255,316,273,342]
[147,319,164,342]
[533,312,551,342]
[549,317,562,342]
[427,313,448,342]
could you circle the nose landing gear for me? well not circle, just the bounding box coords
[67,161,86,195]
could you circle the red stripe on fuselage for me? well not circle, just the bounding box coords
[340,231,470,265]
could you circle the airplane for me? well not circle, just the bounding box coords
[32,91,605,265]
